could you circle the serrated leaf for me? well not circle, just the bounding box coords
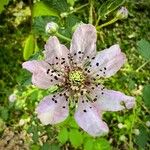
[98,0,125,18]
[0,0,9,13]
[33,1,59,17]
[137,39,150,60]
[23,34,35,60]
[135,125,149,148]
[84,138,94,150]
[142,85,150,108]
[57,128,68,144]
[41,143,60,150]
[94,138,111,150]
[69,129,83,148]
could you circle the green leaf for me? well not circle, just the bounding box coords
[0,0,9,13]
[23,34,35,60]
[67,0,75,6]
[0,107,9,121]
[98,0,125,18]
[33,1,59,17]
[94,138,111,150]
[57,128,68,144]
[69,129,83,148]
[137,39,150,60]
[135,125,149,148]
[84,138,94,150]
[41,143,60,150]
[142,85,150,108]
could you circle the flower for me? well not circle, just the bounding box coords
[22,24,135,137]
[116,7,128,19]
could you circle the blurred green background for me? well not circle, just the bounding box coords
[0,0,150,149]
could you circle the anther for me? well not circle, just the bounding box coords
[83,109,87,112]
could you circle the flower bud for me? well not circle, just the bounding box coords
[45,22,58,34]
[60,12,68,18]
[116,7,128,19]
[146,121,150,127]
[133,129,140,135]
[9,93,16,102]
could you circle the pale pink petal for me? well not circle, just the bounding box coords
[70,24,97,63]
[88,84,135,112]
[88,44,127,78]
[44,36,70,68]
[74,97,109,137]
[22,60,63,89]
[36,92,69,125]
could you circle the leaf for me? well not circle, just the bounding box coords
[67,0,75,6]
[45,0,69,12]
[94,138,111,150]
[69,129,83,148]
[0,0,9,13]
[142,85,150,108]
[84,138,94,150]
[98,0,125,18]
[135,125,149,148]
[0,107,8,121]
[33,1,59,17]
[57,128,68,144]
[137,39,150,60]
[41,143,60,150]
[23,34,35,60]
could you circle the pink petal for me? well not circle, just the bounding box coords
[89,44,127,78]
[22,60,62,89]
[74,97,109,137]
[70,24,97,63]
[44,36,70,68]
[89,84,135,111]
[36,92,69,125]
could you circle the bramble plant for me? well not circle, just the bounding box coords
[0,0,150,150]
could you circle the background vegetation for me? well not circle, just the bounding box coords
[0,0,150,149]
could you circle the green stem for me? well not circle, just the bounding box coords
[96,17,118,30]
[56,32,71,42]
[89,0,93,24]
[136,60,150,72]
[95,15,101,26]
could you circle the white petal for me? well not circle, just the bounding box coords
[36,92,69,125]
[22,60,62,89]
[89,85,135,111]
[70,24,97,63]
[74,97,109,137]
[44,36,70,68]
[89,44,127,78]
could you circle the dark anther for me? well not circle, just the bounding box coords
[82,100,84,103]
[56,62,59,65]
[103,72,105,74]
[78,51,81,54]
[81,91,84,95]
[55,57,58,59]
[101,92,104,95]
[53,95,56,97]
[59,93,62,96]
[104,67,106,70]
[90,107,92,109]
[100,69,102,71]
[83,109,87,112]
[52,98,55,101]
[87,70,90,73]
[84,68,88,71]
[96,63,99,66]
[54,76,58,80]
[75,100,78,103]
[74,53,76,56]
[62,106,66,108]
[47,69,50,74]
[92,87,95,89]
[61,61,65,64]
[92,57,95,59]
[55,100,57,103]
[50,79,53,82]
[62,58,65,60]
[87,56,89,58]
[93,98,97,102]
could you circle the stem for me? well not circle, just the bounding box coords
[74,3,89,12]
[95,15,101,26]
[136,60,150,72]
[89,0,93,24]
[56,32,71,42]
[96,17,118,30]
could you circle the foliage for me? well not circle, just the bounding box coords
[0,0,150,149]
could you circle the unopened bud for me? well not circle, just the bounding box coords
[133,129,140,135]
[9,93,16,102]
[45,22,58,34]
[146,121,150,127]
[60,12,68,18]
[116,7,128,19]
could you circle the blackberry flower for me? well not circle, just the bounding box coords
[22,24,135,137]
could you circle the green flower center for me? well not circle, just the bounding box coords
[69,70,85,86]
